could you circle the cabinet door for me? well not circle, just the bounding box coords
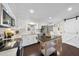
[22,35,38,47]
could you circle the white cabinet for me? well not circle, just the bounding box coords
[22,35,38,47]
[0,4,15,28]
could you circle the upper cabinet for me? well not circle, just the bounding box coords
[0,3,15,28]
[3,10,15,26]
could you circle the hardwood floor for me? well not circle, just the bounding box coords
[23,43,41,56]
[62,43,79,56]
[22,43,79,56]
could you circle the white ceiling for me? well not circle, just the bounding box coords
[8,3,79,24]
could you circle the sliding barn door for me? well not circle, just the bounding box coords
[62,17,79,48]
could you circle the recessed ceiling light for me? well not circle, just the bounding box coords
[68,7,72,11]
[29,9,34,14]
[29,22,35,25]
[49,17,52,19]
